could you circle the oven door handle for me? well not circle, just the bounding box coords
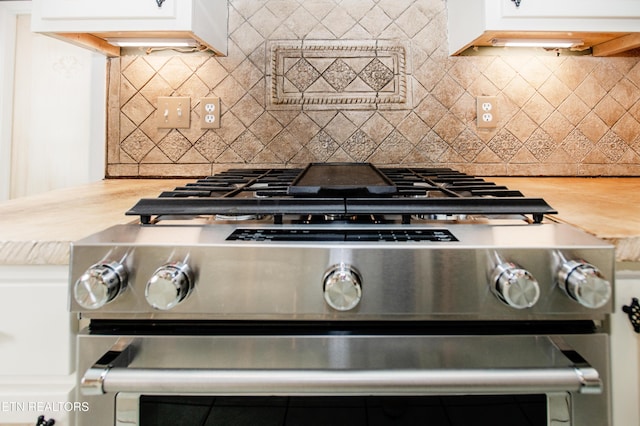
[80,336,602,396]
[82,365,601,396]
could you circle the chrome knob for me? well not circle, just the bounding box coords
[323,264,362,311]
[491,262,540,309]
[145,262,193,310]
[74,262,127,310]
[557,260,611,309]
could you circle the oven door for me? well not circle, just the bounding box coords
[75,332,610,426]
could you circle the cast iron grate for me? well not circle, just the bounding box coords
[126,165,556,225]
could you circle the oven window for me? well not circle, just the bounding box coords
[139,395,546,426]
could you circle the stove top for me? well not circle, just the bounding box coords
[126,164,557,225]
[70,164,613,320]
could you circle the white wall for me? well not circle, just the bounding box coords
[0,1,106,201]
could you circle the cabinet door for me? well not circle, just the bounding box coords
[0,266,73,376]
[500,0,640,18]
[39,0,179,20]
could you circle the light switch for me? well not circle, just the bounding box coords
[157,96,190,128]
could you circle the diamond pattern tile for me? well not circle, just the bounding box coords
[416,130,448,162]
[561,129,595,161]
[360,59,394,91]
[307,130,339,161]
[108,0,640,177]
[122,57,155,90]
[370,130,413,163]
[322,8,357,38]
[121,129,154,162]
[525,129,556,162]
[452,130,484,162]
[158,131,192,162]
[267,130,303,162]
[194,132,228,162]
[157,57,193,90]
[488,130,522,162]
[233,130,264,162]
[558,94,590,126]
[121,93,155,126]
[610,78,640,109]
[598,131,629,162]
[343,129,378,161]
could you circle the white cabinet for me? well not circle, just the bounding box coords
[448,0,640,56]
[0,266,75,425]
[611,268,640,426]
[31,0,228,56]
[497,0,640,21]
[34,0,205,32]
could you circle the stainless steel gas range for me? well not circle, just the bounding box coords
[70,164,614,426]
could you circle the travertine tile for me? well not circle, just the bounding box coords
[106,0,640,177]
[122,57,155,90]
[594,95,626,127]
[610,78,640,109]
[558,94,590,126]
[574,76,607,108]
[578,112,609,143]
[561,129,595,162]
[612,113,640,144]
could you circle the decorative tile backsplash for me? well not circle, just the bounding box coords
[269,40,409,107]
[107,0,640,177]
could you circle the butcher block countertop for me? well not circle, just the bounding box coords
[0,177,638,265]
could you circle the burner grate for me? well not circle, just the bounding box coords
[126,166,557,224]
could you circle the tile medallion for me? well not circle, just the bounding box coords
[270,40,409,108]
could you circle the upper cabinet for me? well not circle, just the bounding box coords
[448,0,640,56]
[31,0,228,57]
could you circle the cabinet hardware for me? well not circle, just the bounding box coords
[622,297,640,333]
[35,416,55,426]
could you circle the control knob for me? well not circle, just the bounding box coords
[491,262,540,309]
[145,262,194,310]
[323,264,362,311]
[74,261,127,310]
[557,260,611,309]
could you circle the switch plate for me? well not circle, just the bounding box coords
[200,97,221,129]
[157,96,190,129]
[477,96,498,129]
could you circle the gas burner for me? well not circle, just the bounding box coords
[296,214,390,225]
[214,214,266,222]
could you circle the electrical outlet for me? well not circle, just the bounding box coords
[477,96,498,129]
[157,96,190,128]
[200,97,221,129]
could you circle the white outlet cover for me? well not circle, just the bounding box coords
[477,96,498,129]
[200,97,221,129]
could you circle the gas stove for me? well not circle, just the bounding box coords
[69,164,615,426]
[73,163,610,318]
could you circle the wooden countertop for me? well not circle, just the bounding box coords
[493,177,640,262]
[0,177,638,265]
[0,179,188,265]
